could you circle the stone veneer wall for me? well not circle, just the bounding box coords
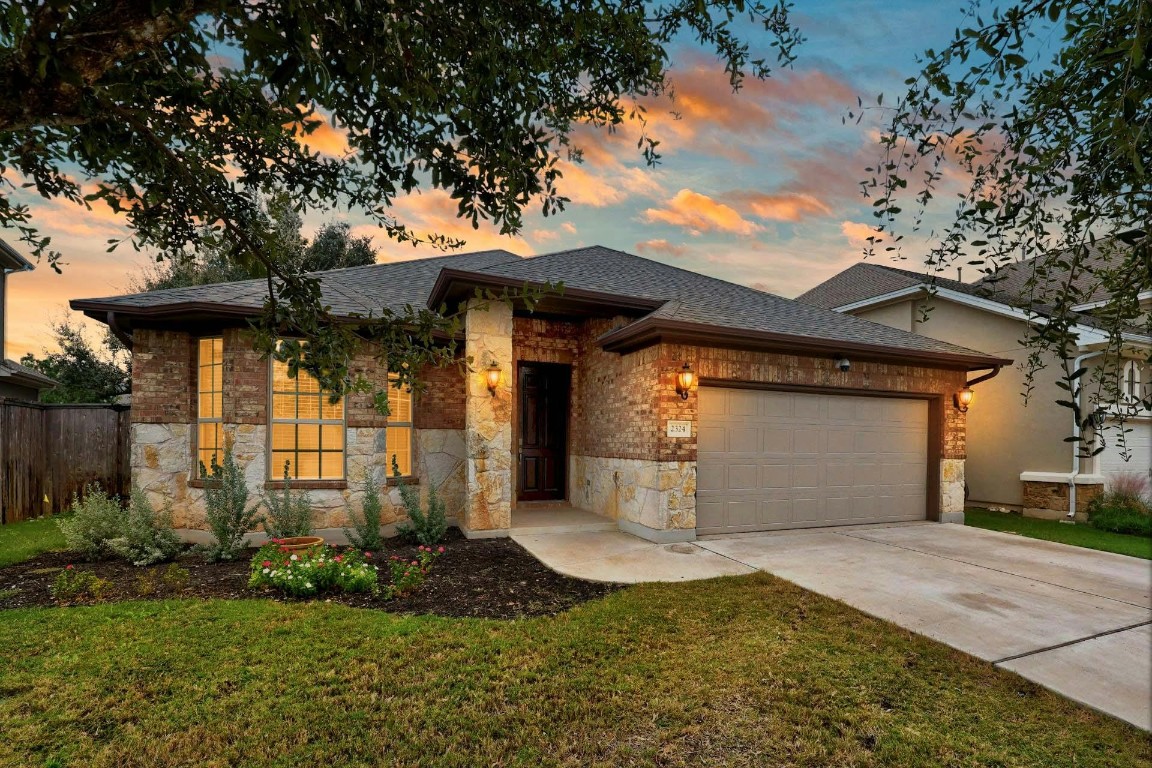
[1022,480,1102,521]
[130,327,465,532]
[462,301,514,535]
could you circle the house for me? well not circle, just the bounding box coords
[798,238,1151,520]
[71,246,1008,541]
[0,240,56,401]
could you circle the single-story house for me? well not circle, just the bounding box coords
[798,237,1151,520]
[1,240,57,401]
[72,246,1008,541]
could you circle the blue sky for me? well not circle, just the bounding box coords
[5,1,975,359]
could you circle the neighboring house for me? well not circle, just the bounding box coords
[71,246,1006,541]
[0,240,56,400]
[798,238,1151,519]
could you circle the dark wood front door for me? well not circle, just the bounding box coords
[517,363,570,501]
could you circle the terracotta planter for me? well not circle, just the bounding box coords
[272,536,325,552]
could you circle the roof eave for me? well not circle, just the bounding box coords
[598,317,1011,371]
[0,240,34,273]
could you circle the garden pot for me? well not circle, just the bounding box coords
[272,536,324,552]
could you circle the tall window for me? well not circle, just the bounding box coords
[1121,360,1144,404]
[387,374,413,476]
[270,354,345,480]
[197,337,224,475]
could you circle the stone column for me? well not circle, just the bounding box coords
[940,458,966,524]
[462,299,514,537]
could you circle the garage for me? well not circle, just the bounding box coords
[1096,417,1151,486]
[696,387,930,535]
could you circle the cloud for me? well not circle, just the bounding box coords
[840,220,885,244]
[635,239,691,258]
[527,228,560,243]
[551,160,665,209]
[560,222,578,235]
[643,189,763,237]
[726,191,832,222]
[289,109,351,157]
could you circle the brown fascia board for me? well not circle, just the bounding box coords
[599,316,1012,371]
[426,268,665,314]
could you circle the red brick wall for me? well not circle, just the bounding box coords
[345,345,391,429]
[414,360,466,430]
[131,329,195,424]
[222,329,267,425]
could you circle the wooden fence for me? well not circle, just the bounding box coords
[0,399,131,524]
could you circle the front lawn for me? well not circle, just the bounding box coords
[1,576,1149,767]
[965,507,1152,559]
[0,517,67,568]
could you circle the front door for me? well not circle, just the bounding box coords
[517,363,570,501]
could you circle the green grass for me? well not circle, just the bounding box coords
[966,507,1152,559]
[0,578,1149,767]
[0,517,66,567]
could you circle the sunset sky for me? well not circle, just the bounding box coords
[3,1,972,361]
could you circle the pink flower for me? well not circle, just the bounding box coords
[364,552,372,558]
[65,564,74,570]
[334,555,343,563]
[437,546,445,554]
[262,560,272,568]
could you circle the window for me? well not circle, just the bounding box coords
[270,354,345,480]
[387,373,413,476]
[1121,360,1144,404]
[197,337,223,475]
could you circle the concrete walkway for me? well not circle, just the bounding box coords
[513,522,1152,730]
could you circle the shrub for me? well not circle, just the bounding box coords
[106,487,181,566]
[57,485,125,560]
[50,565,111,603]
[162,563,191,591]
[262,461,314,539]
[200,446,263,562]
[386,545,443,598]
[1088,473,1151,536]
[344,470,385,550]
[248,542,379,598]
[394,457,447,546]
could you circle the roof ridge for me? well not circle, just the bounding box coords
[309,248,522,276]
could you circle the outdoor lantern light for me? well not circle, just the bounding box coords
[486,362,501,396]
[676,362,695,400]
[954,386,974,413]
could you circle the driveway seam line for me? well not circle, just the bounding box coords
[691,543,758,571]
[991,620,1152,664]
[836,531,1152,609]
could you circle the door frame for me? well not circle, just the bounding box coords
[697,379,944,523]
[514,361,572,503]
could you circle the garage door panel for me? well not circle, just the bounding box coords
[697,388,928,534]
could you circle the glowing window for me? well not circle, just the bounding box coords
[197,337,223,476]
[270,352,345,480]
[387,374,413,477]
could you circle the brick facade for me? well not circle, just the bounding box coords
[222,328,267,425]
[414,360,467,430]
[130,329,195,424]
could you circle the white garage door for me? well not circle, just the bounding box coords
[697,387,929,534]
[1096,417,1151,487]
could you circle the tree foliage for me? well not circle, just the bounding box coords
[862,0,1151,454]
[0,0,801,401]
[19,320,129,403]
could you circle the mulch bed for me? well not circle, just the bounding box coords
[0,529,621,619]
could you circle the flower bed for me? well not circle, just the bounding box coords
[249,541,381,597]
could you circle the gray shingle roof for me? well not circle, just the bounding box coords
[0,359,57,389]
[74,245,1003,364]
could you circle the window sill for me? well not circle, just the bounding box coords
[386,476,418,486]
[264,479,348,490]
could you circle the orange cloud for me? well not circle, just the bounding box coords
[527,228,560,243]
[289,109,351,157]
[643,189,763,237]
[727,191,832,222]
[840,220,885,244]
[635,239,691,258]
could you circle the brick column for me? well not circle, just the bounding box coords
[462,300,513,537]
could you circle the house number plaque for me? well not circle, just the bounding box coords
[666,420,692,438]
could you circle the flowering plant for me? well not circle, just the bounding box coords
[385,545,443,598]
[248,540,378,597]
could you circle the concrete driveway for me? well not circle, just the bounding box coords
[515,521,1152,729]
[698,523,1152,730]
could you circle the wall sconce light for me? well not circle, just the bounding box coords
[676,362,695,400]
[954,386,974,413]
[485,361,501,396]
[834,355,851,372]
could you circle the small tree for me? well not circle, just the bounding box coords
[262,461,314,539]
[200,446,262,562]
[394,456,447,546]
[57,484,125,561]
[344,469,385,551]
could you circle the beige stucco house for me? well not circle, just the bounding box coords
[0,240,56,401]
[799,238,1151,519]
[72,246,1006,541]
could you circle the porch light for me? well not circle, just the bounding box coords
[954,386,974,413]
[676,362,695,400]
[485,361,501,396]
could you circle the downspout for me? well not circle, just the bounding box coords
[1068,350,1105,519]
[106,311,133,350]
